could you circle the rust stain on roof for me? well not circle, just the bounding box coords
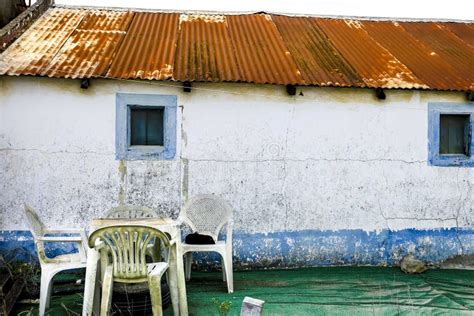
[0,8,86,76]
[44,10,134,78]
[174,15,241,82]
[0,7,473,91]
[316,19,427,89]
[272,15,361,86]
[442,23,474,48]
[362,20,468,90]
[400,22,474,89]
[107,12,179,80]
[226,14,302,85]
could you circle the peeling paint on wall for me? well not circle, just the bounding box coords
[1,228,472,268]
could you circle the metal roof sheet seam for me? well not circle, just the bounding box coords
[0,6,472,91]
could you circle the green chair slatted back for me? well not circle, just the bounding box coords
[88,225,170,283]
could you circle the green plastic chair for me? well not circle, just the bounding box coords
[105,204,161,262]
[88,225,170,316]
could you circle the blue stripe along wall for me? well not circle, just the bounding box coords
[0,228,472,268]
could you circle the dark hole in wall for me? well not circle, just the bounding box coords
[0,0,28,28]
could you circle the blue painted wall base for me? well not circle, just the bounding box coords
[1,228,472,269]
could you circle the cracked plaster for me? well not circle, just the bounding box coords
[0,76,473,265]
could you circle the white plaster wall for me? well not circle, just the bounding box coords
[0,76,472,234]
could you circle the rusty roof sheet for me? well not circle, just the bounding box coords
[361,21,468,90]
[174,14,241,82]
[316,19,427,89]
[443,23,474,47]
[44,10,134,78]
[0,8,86,76]
[226,14,302,85]
[272,15,361,87]
[107,12,179,80]
[0,7,473,91]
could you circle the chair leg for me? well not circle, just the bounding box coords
[100,265,114,316]
[221,256,227,282]
[148,272,164,316]
[168,246,180,316]
[224,250,233,293]
[185,252,192,281]
[39,269,54,316]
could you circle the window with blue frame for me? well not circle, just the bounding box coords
[116,93,177,160]
[428,103,474,167]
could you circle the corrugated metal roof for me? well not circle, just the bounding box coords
[315,19,426,89]
[361,21,468,90]
[44,10,134,78]
[226,14,302,85]
[174,14,241,82]
[107,12,179,80]
[272,16,361,87]
[442,23,474,47]
[0,7,473,91]
[0,8,86,76]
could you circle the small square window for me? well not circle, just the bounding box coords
[116,93,177,160]
[439,114,470,155]
[428,103,474,167]
[130,107,164,146]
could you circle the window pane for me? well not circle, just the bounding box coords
[440,114,469,155]
[130,108,164,146]
[146,109,164,146]
[131,109,147,145]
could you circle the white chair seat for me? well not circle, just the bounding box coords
[182,241,226,252]
[50,253,84,264]
[147,262,169,276]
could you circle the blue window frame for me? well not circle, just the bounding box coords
[116,93,177,160]
[428,102,474,167]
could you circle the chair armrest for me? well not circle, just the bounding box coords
[37,236,84,242]
[43,228,85,235]
[226,219,233,250]
[40,228,89,263]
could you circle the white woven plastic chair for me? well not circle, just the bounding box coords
[180,194,234,293]
[24,204,87,316]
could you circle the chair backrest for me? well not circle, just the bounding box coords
[180,195,233,241]
[24,204,45,239]
[24,204,49,264]
[88,225,170,283]
[106,205,157,219]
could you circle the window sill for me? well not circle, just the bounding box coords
[116,146,175,161]
[429,155,474,167]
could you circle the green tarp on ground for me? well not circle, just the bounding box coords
[13,267,474,315]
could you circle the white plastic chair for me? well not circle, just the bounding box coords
[24,204,88,316]
[180,194,234,293]
[106,204,157,219]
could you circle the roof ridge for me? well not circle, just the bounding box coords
[51,4,474,24]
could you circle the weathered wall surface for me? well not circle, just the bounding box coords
[0,76,473,267]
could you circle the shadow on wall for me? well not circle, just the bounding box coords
[0,0,28,28]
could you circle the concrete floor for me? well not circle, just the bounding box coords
[13,267,474,315]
